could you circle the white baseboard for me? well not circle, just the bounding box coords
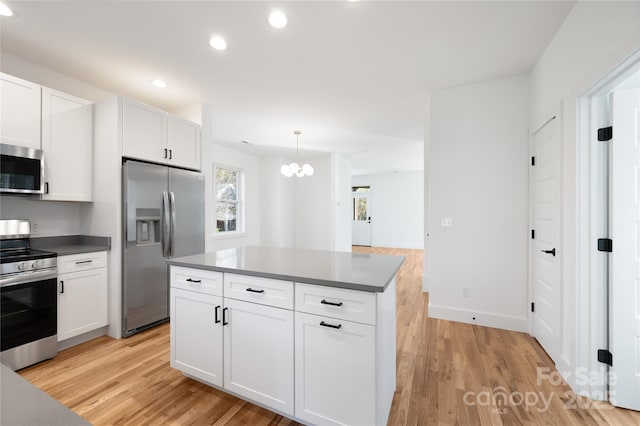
[374,243,424,250]
[428,303,528,332]
[58,326,108,351]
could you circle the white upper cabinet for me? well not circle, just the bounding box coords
[122,97,201,171]
[167,115,200,170]
[122,97,166,164]
[0,73,42,149]
[41,88,93,201]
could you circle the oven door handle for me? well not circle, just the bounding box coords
[0,268,58,288]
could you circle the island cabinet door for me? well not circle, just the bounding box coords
[223,298,294,416]
[295,312,376,426]
[170,288,223,387]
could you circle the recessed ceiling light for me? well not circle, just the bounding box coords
[268,11,287,29]
[0,3,14,17]
[209,36,227,51]
[151,79,167,89]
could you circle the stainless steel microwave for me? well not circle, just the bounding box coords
[0,144,44,195]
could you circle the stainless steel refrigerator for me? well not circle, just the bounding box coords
[122,159,205,337]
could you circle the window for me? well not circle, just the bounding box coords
[214,165,241,234]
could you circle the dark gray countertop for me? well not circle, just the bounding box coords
[31,235,111,256]
[1,364,90,426]
[166,246,405,292]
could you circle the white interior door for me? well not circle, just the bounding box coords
[610,86,640,411]
[352,192,371,246]
[531,115,562,361]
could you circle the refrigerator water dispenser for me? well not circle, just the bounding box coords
[135,208,160,244]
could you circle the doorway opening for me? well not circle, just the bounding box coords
[577,49,640,411]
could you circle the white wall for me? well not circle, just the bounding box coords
[294,155,333,251]
[332,154,352,252]
[260,153,351,252]
[427,74,530,332]
[352,171,424,250]
[206,106,261,251]
[529,1,640,390]
[260,155,295,248]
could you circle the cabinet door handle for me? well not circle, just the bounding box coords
[223,307,229,326]
[186,278,201,284]
[164,148,168,159]
[215,305,221,324]
[169,149,173,160]
[246,288,264,294]
[59,280,64,294]
[320,299,343,307]
[320,321,342,330]
[45,182,49,194]
[75,260,93,265]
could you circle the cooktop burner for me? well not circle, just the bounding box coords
[0,248,57,264]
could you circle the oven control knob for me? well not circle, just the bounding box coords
[17,262,27,271]
[32,260,41,268]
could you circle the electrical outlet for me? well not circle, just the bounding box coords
[31,223,39,234]
[463,288,470,298]
[441,217,453,227]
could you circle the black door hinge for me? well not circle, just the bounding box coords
[598,126,613,141]
[531,229,535,239]
[531,302,535,313]
[598,238,613,252]
[531,156,535,166]
[597,349,612,366]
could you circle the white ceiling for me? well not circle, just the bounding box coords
[0,1,574,175]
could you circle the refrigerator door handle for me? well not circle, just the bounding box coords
[162,191,170,258]
[169,191,177,257]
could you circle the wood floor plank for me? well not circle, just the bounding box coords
[16,247,640,425]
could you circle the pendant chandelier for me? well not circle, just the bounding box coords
[281,130,314,177]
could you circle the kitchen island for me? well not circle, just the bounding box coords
[166,246,404,426]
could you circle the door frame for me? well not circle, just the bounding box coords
[576,49,640,400]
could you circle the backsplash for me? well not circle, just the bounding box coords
[0,196,81,236]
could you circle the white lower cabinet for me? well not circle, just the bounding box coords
[294,312,376,426]
[170,267,396,425]
[170,271,294,416]
[224,298,294,415]
[170,288,223,387]
[57,253,108,341]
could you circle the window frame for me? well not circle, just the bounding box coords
[212,163,244,237]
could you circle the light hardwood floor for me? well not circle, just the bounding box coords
[18,247,640,425]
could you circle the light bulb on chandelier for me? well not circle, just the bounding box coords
[281,131,314,177]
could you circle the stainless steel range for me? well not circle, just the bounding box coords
[0,219,58,370]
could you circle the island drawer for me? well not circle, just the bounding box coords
[58,251,107,274]
[224,273,294,310]
[171,266,223,296]
[295,283,376,325]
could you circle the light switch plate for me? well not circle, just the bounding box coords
[441,217,453,227]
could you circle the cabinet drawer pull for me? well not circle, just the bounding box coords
[59,280,64,294]
[215,305,221,324]
[320,299,343,307]
[223,307,229,326]
[186,278,201,284]
[169,149,173,160]
[164,148,168,159]
[246,288,264,294]
[320,321,342,330]
[75,260,93,265]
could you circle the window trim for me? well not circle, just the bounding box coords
[213,163,243,236]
